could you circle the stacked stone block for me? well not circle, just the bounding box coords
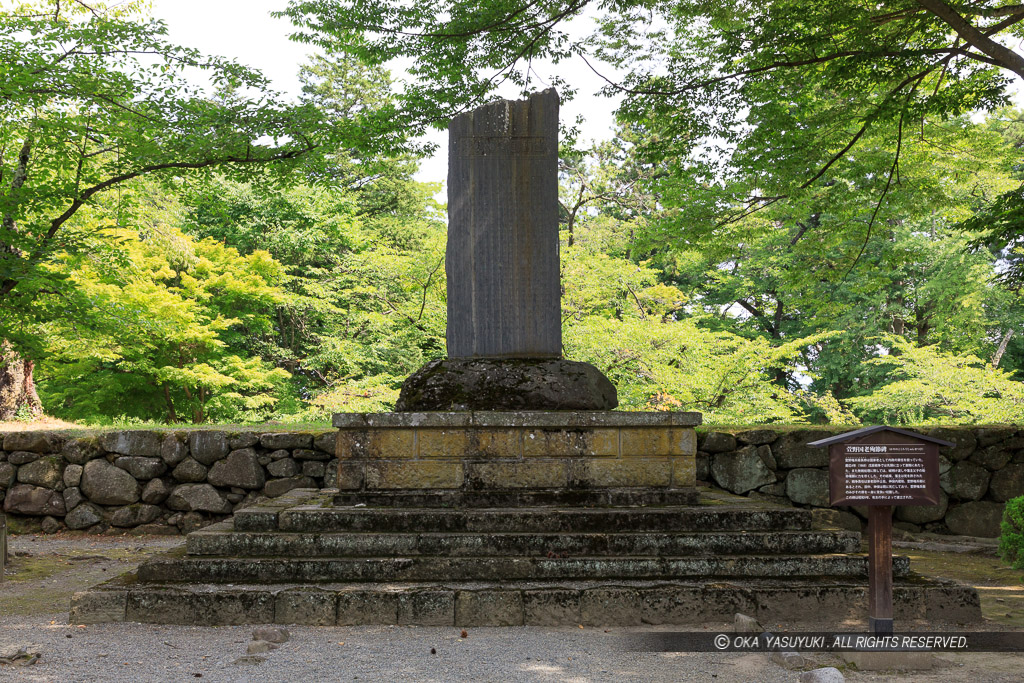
[332,412,699,495]
[697,425,1024,537]
[0,430,339,535]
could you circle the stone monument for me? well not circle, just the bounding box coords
[66,91,981,632]
[397,88,616,411]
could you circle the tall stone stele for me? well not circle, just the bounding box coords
[397,89,617,411]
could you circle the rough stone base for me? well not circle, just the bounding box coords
[69,578,981,627]
[395,358,617,411]
[331,411,699,493]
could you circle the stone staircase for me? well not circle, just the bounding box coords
[69,487,981,626]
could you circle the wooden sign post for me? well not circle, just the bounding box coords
[809,427,951,634]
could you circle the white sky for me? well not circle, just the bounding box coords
[149,0,622,192]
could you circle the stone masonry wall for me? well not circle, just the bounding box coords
[697,426,1024,538]
[0,430,338,535]
[5,425,1021,537]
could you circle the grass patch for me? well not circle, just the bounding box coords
[905,547,1024,627]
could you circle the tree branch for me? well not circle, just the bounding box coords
[0,143,316,298]
[916,0,1024,79]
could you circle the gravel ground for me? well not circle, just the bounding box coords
[0,617,802,683]
[3,534,1024,682]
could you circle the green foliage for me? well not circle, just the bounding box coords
[36,192,292,424]
[3,1,1023,426]
[561,219,828,423]
[999,496,1024,571]
[565,315,821,424]
[0,1,340,308]
[844,340,1024,424]
[178,172,446,412]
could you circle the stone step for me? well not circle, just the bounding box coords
[236,505,817,534]
[137,553,908,583]
[187,524,860,558]
[70,575,980,626]
[330,488,699,508]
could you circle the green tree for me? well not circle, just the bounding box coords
[281,1,1024,146]
[844,339,1024,423]
[179,173,446,419]
[0,1,398,417]
[33,183,292,423]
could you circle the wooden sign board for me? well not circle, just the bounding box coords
[829,440,940,507]
[810,426,952,635]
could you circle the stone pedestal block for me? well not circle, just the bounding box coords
[331,411,700,498]
[396,358,617,411]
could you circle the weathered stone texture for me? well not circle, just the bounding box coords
[276,590,336,626]
[943,460,990,501]
[293,448,329,461]
[786,468,831,508]
[62,486,83,510]
[945,501,1004,537]
[621,428,695,457]
[446,89,560,359]
[989,463,1024,502]
[115,456,167,480]
[160,435,189,467]
[65,503,103,530]
[313,432,336,454]
[172,458,209,483]
[455,590,524,626]
[735,429,779,446]
[111,503,161,527]
[62,438,104,465]
[208,449,265,490]
[167,483,231,513]
[17,455,64,489]
[970,445,1014,471]
[572,458,671,488]
[523,427,617,458]
[0,461,14,489]
[467,461,567,489]
[397,358,617,412]
[976,427,1017,448]
[141,478,172,505]
[100,431,161,457]
[672,457,697,487]
[263,476,316,498]
[711,447,776,494]
[922,427,977,461]
[63,463,83,488]
[81,459,140,505]
[4,432,58,453]
[8,451,41,465]
[895,491,949,525]
[366,462,463,489]
[267,458,299,478]
[773,431,833,469]
[3,484,66,515]
[228,432,260,450]
[301,461,325,479]
[259,433,312,450]
[756,445,777,470]
[701,432,737,454]
[188,432,229,465]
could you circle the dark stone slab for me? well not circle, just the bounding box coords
[447,89,561,358]
[69,579,981,627]
[396,358,617,411]
[333,410,701,428]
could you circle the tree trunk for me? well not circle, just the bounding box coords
[992,329,1014,368]
[0,342,43,420]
